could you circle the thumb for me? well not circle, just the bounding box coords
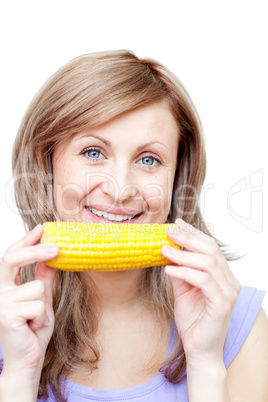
[35,262,56,306]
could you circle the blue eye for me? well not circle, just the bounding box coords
[142,157,155,165]
[82,147,104,160]
[87,149,101,159]
[140,156,161,166]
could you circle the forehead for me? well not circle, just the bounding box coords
[55,101,180,156]
[78,101,179,142]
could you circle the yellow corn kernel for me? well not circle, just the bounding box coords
[41,222,180,271]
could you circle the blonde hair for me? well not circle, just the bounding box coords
[12,50,210,400]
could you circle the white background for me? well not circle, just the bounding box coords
[0,1,267,313]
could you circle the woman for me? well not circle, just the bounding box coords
[0,50,267,401]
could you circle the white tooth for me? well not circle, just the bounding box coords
[88,207,137,221]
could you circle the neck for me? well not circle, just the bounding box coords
[85,269,145,312]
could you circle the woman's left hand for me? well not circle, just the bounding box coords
[161,219,241,368]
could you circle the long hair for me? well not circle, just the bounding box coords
[12,50,211,400]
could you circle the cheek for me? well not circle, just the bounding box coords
[53,184,83,217]
[143,174,173,216]
[53,169,86,217]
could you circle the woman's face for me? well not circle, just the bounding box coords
[53,101,179,225]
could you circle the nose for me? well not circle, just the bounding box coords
[100,167,141,203]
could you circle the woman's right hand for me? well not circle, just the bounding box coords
[0,224,58,386]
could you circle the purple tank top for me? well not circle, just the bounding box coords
[0,286,265,401]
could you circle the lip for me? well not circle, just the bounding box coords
[87,204,141,216]
[85,205,142,224]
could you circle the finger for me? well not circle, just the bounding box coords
[162,245,218,271]
[162,246,231,286]
[167,219,221,255]
[0,225,43,286]
[23,300,48,332]
[3,299,47,330]
[165,265,222,304]
[165,265,195,298]
[165,265,238,314]
[0,244,59,286]
[14,269,22,286]
[35,262,56,307]
[3,244,59,269]
[7,224,43,251]
[28,314,50,332]
[9,280,46,303]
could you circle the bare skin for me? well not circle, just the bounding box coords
[0,103,267,401]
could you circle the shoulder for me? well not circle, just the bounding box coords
[223,286,266,367]
[225,287,268,401]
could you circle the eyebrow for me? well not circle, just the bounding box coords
[75,133,170,151]
[75,133,111,146]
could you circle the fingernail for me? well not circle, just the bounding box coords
[175,218,186,226]
[45,244,58,254]
[32,224,42,232]
[44,315,50,326]
[168,225,181,235]
[165,265,178,273]
[162,245,175,254]
[175,219,191,232]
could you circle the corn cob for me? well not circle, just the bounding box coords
[41,222,179,271]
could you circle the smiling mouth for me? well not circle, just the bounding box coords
[86,206,141,222]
